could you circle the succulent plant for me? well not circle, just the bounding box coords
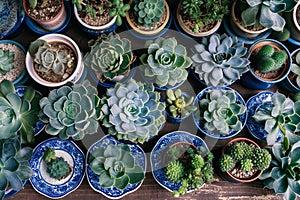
[251,148,272,171]
[107,0,130,26]
[240,159,253,172]
[84,33,133,81]
[28,0,50,9]
[140,37,192,88]
[39,80,101,140]
[259,132,300,200]
[270,28,290,42]
[132,0,165,27]
[0,80,41,144]
[89,143,145,190]
[291,50,300,88]
[0,48,14,75]
[219,154,236,172]
[165,160,185,182]
[43,147,56,164]
[225,142,245,161]
[252,92,300,145]
[166,89,197,118]
[0,137,33,200]
[192,33,250,87]
[198,89,246,135]
[46,157,71,180]
[99,78,165,143]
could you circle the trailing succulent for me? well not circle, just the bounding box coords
[0,80,41,144]
[84,33,133,81]
[259,132,300,200]
[39,80,101,140]
[89,143,145,190]
[140,37,192,88]
[166,89,197,118]
[99,78,165,143]
[132,0,165,27]
[252,92,300,145]
[0,137,33,200]
[197,89,246,135]
[192,33,250,87]
[291,50,300,88]
[0,48,14,75]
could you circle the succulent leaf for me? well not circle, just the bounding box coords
[0,48,14,75]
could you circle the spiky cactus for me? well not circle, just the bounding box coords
[251,148,271,171]
[241,159,253,172]
[0,48,14,75]
[165,160,185,182]
[225,142,245,161]
[219,154,235,172]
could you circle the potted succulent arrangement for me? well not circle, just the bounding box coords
[125,0,171,39]
[175,0,229,38]
[26,34,83,87]
[99,78,166,144]
[192,87,247,139]
[241,39,291,90]
[165,88,197,124]
[84,32,135,88]
[139,37,192,90]
[191,33,250,87]
[218,137,271,183]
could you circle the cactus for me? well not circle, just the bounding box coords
[291,50,300,88]
[165,160,185,182]
[225,142,245,161]
[240,159,253,172]
[219,154,236,172]
[270,28,290,42]
[251,148,271,171]
[46,157,71,180]
[0,48,14,75]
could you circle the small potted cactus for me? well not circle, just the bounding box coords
[99,78,166,144]
[218,137,271,183]
[165,88,197,124]
[192,87,247,139]
[84,32,135,88]
[140,37,192,90]
[191,33,250,87]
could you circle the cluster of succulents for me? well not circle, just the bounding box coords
[89,143,145,190]
[164,146,214,197]
[140,37,192,88]
[252,92,300,145]
[132,0,165,27]
[84,33,133,81]
[192,33,250,87]
[39,80,101,140]
[99,78,165,143]
[197,89,246,135]
[0,48,14,75]
[166,89,197,118]
[291,50,300,88]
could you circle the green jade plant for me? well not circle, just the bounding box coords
[0,48,14,75]
[39,80,101,140]
[84,33,134,81]
[99,78,165,143]
[291,50,300,88]
[89,143,145,190]
[192,33,250,87]
[140,37,192,88]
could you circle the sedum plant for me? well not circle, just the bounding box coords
[166,89,197,118]
[140,37,192,88]
[89,143,145,190]
[132,0,165,27]
[0,137,33,200]
[84,33,133,81]
[192,33,250,87]
[252,92,300,145]
[99,78,165,143]
[39,80,101,140]
[291,50,300,88]
[197,89,246,135]
[0,80,41,144]
[0,48,14,75]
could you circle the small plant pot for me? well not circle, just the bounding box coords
[240,39,292,90]
[285,1,300,42]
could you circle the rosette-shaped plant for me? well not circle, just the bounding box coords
[100,78,165,143]
[0,48,14,75]
[192,33,250,87]
[84,33,133,81]
[0,137,33,200]
[140,37,192,88]
[39,80,101,140]
[89,143,145,190]
[291,50,300,88]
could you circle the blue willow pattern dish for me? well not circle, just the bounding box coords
[246,91,283,142]
[86,135,146,199]
[150,131,209,193]
[29,138,85,199]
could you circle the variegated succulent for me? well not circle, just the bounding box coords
[140,37,192,88]
[39,80,101,140]
[192,33,250,87]
[100,78,165,143]
[0,48,14,75]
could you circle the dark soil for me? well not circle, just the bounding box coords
[25,0,62,21]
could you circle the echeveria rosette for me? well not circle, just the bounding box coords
[100,79,165,143]
[39,80,101,140]
[0,137,33,200]
[0,48,14,75]
[89,143,145,190]
[192,33,250,87]
[84,33,133,81]
[140,37,192,88]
